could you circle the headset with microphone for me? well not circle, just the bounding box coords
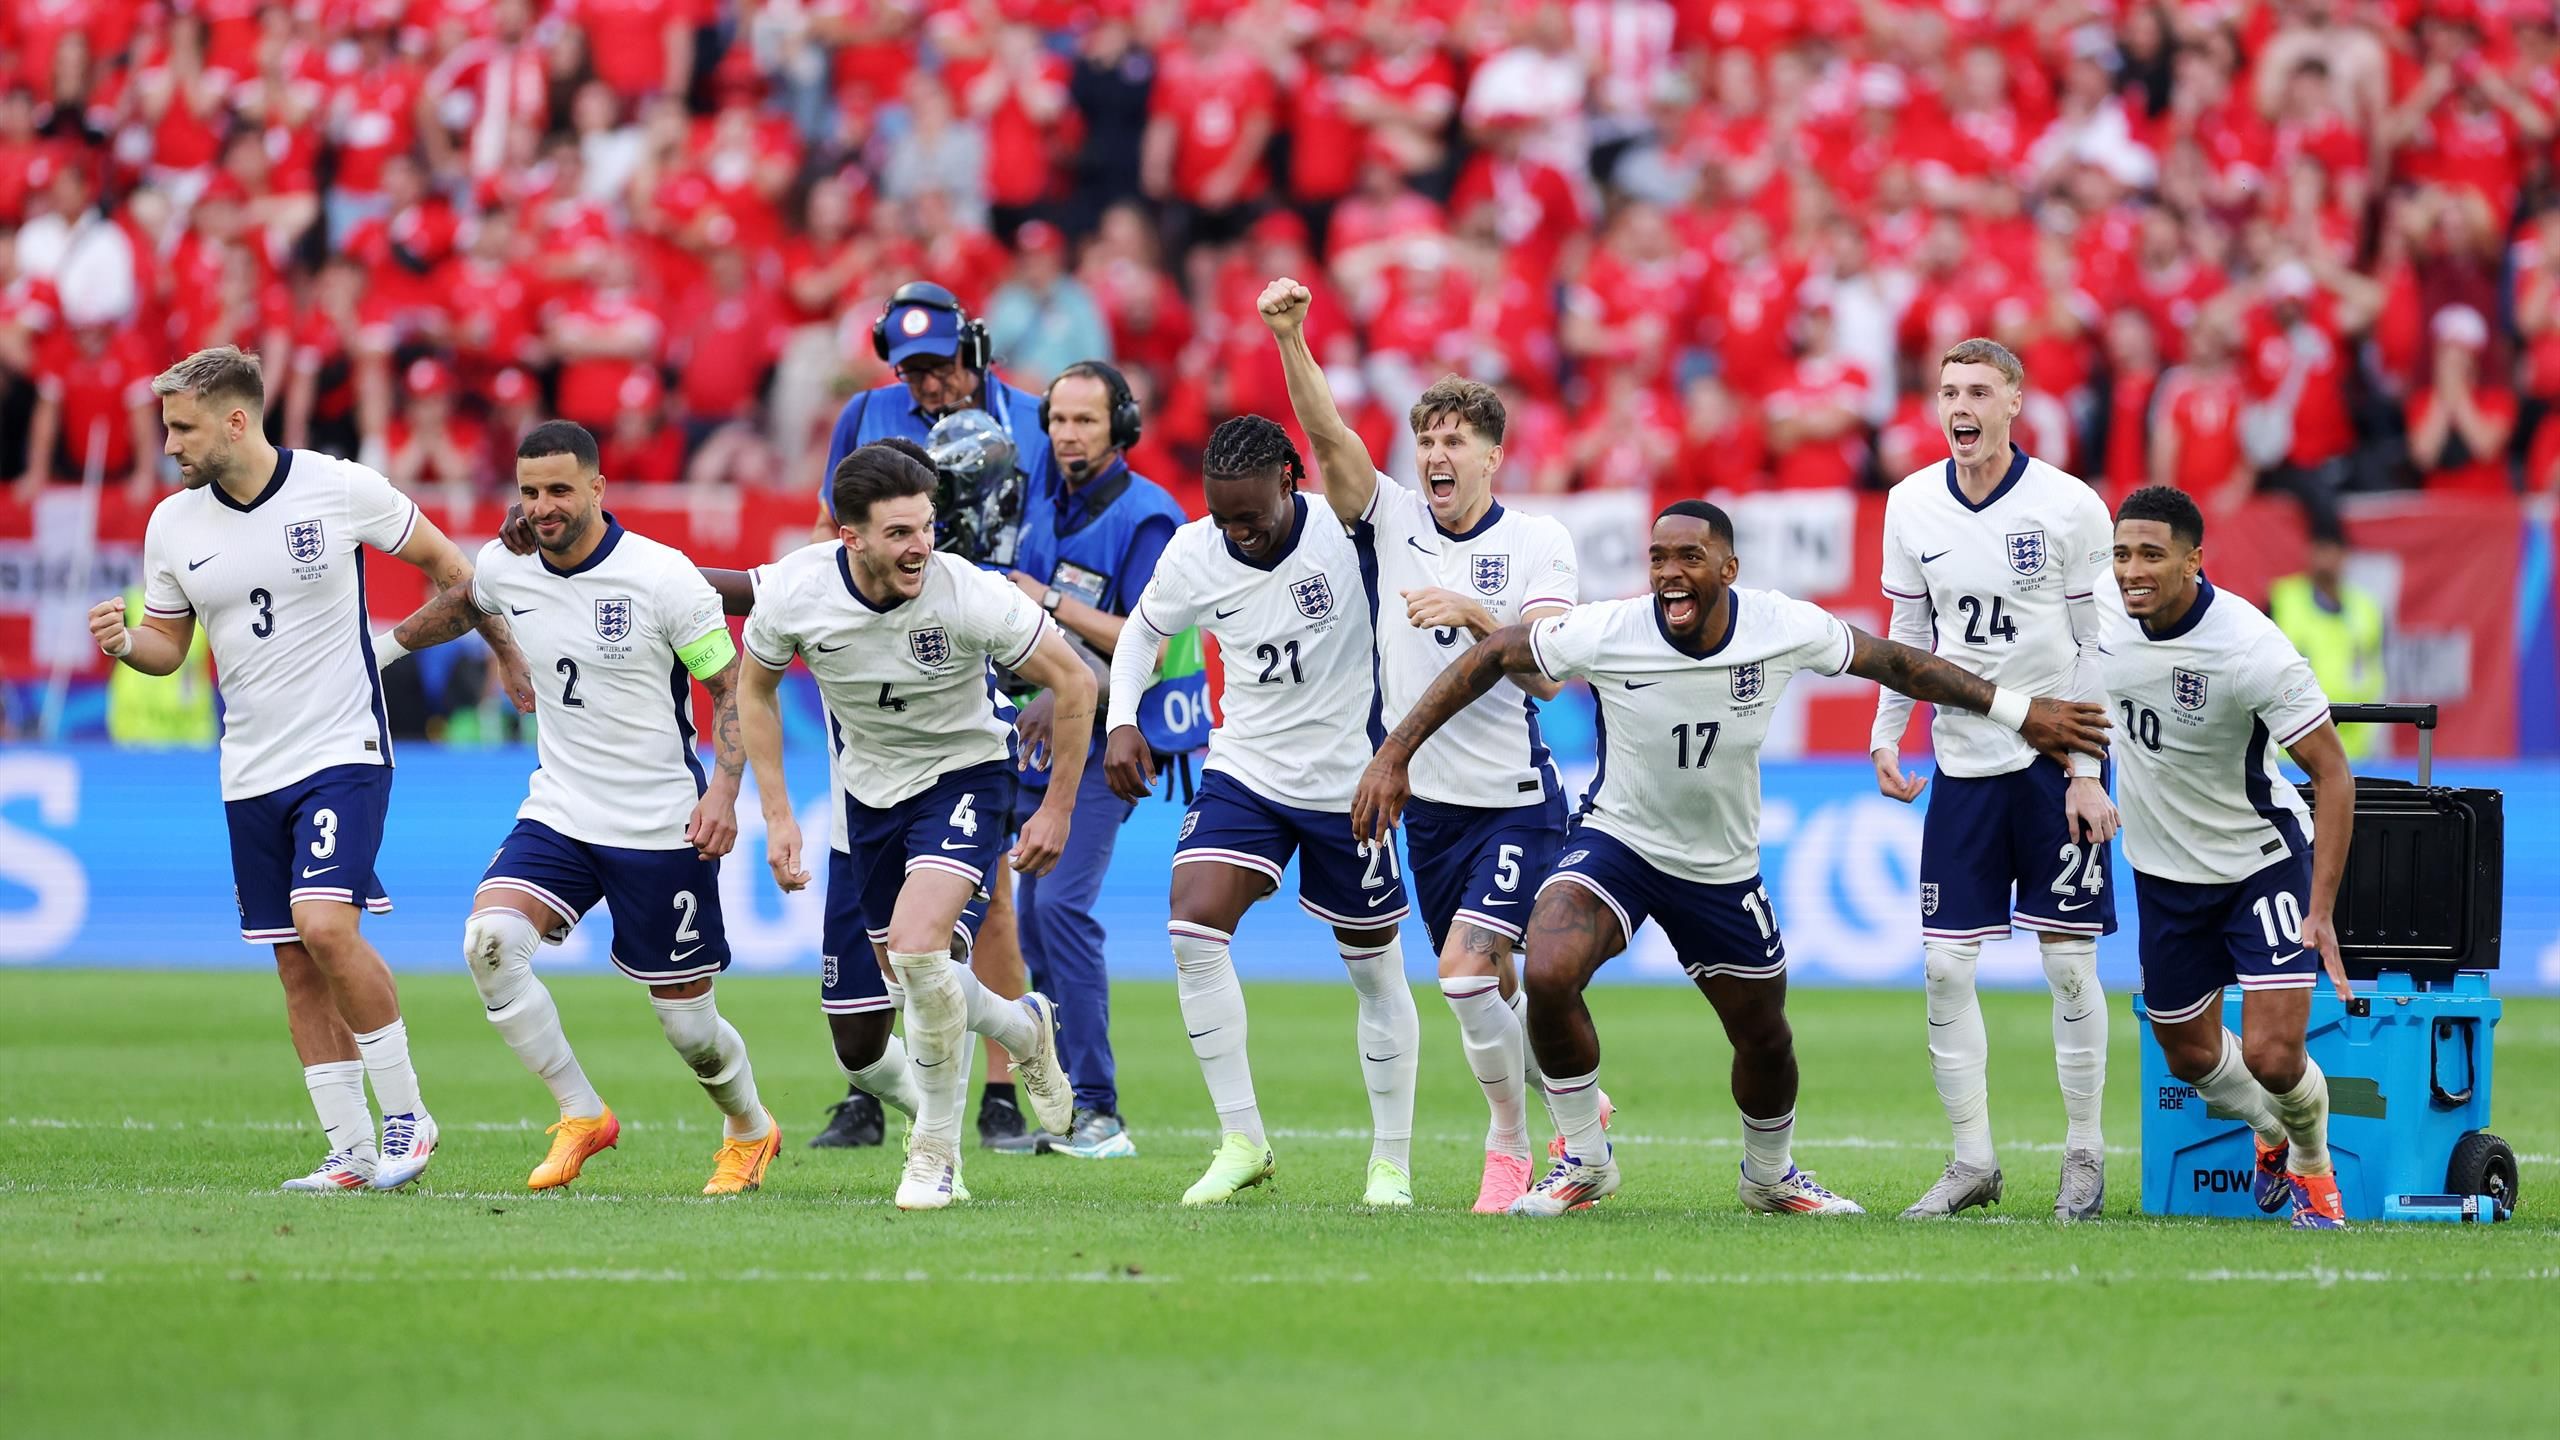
[870,281,992,373]
[1038,360,1144,453]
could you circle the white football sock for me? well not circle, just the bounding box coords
[351,1019,424,1119]
[844,1034,921,1119]
[467,908,603,1120]
[890,949,968,1146]
[1508,988,1545,1094]
[2040,937,2107,1152]
[1340,937,1419,1172]
[1922,940,1995,1169]
[1442,975,1529,1158]
[960,968,1037,1056]
[1543,1068,1609,1163]
[650,991,769,1140]
[1741,1108,1795,1185]
[1170,922,1262,1146]
[2271,1056,2333,1176]
[2194,1029,2287,1147]
[302,1060,374,1157]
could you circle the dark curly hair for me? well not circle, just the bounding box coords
[2115,484,2204,548]
[832,438,938,525]
[1201,414,1306,489]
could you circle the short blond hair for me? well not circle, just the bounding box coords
[152,345,265,415]
[1408,373,1507,445]
[1939,337,2025,391]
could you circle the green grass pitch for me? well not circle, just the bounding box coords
[3,970,2553,1438]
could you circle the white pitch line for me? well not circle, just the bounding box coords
[13,1264,2559,1288]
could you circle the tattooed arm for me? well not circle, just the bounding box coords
[684,653,746,860]
[1842,627,2112,764]
[1351,623,1543,843]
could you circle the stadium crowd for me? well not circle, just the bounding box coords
[5,0,2560,517]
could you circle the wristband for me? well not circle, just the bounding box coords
[371,630,411,666]
[102,630,133,659]
[1987,686,2031,732]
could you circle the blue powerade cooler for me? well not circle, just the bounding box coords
[2136,705,2519,1223]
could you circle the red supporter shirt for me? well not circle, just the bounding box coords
[670,285,786,419]
[1764,357,1872,489]
[1878,393,1944,479]
[291,298,395,427]
[1568,385,1681,492]
[195,0,267,78]
[328,60,422,195]
[1698,260,1797,395]
[444,255,539,379]
[34,329,155,474]
[1151,44,1277,204]
[553,289,666,429]
[1448,155,1584,284]
[567,0,687,100]
[2249,300,2353,468]
[2411,384,2519,494]
[1671,405,1769,499]
[2403,105,2529,219]
[2156,364,2248,496]
[2103,364,2157,497]
[13,0,137,103]
[951,50,1074,209]
[127,51,227,174]
[601,423,685,484]
[1288,69,1368,203]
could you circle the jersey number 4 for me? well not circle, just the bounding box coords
[1954,595,2018,646]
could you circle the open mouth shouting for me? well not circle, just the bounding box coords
[1659,584,1699,630]
[1948,418,1984,459]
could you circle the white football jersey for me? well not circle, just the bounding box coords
[1363,483,1577,810]
[472,521,730,850]
[1875,449,2112,777]
[2096,578,2331,886]
[140,449,419,801]
[1532,587,1855,885]
[744,546,1047,822]
[1131,493,1382,811]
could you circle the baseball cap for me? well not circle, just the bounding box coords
[881,293,964,366]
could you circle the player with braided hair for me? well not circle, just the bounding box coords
[1103,413,1418,1206]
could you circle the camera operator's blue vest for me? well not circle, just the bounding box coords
[1013,460,1205,761]
[819,374,1052,518]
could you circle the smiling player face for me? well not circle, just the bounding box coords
[1649,513,1738,642]
[1205,470,1295,561]
[843,491,938,600]
[2112,517,2202,623]
[1411,411,1501,528]
[1937,359,2023,467]
[516,452,602,555]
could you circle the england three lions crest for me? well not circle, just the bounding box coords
[1471,554,1509,595]
[2005,529,2047,576]
[2172,667,2209,711]
[593,597,634,643]
[285,519,326,564]
[1730,661,1765,703]
[908,626,952,668]
[1290,574,1335,620]
[1921,883,1940,917]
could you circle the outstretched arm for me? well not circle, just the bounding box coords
[1259,277,1379,522]
[1844,627,2111,764]
[2286,720,2357,1002]
[1351,623,1544,841]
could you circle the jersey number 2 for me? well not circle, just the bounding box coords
[556,657,585,708]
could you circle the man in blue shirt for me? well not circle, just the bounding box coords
[996,360,1193,1158]
[806,280,1056,1152]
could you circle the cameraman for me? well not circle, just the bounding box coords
[992,362,1197,1158]
[806,280,1054,1153]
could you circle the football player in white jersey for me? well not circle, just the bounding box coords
[1260,277,1586,1213]
[1353,501,2110,1216]
[87,346,531,1192]
[1872,338,2123,1221]
[741,439,1090,1211]
[2102,486,2356,1229]
[1102,415,1417,1207]
[376,421,783,1195]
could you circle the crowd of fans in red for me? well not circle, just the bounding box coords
[5,0,2560,517]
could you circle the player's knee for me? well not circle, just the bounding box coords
[292,906,363,963]
[1520,947,1585,1006]
[1437,925,1509,979]
[463,908,541,1010]
[1729,1005,1795,1065]
[2243,1033,2306,1093]
[1168,922,1232,977]
[828,1010,891,1071]
[2037,937,2098,1001]
[650,992,724,1074]
[1921,940,1980,992]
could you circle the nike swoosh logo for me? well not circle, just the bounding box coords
[1364,1052,1400,1063]
[1764,942,1781,957]
[1920,550,1951,564]
[1624,679,1660,690]
[1214,605,1244,619]
[815,641,847,652]
[1187,1027,1220,1040]
[915,1057,945,1067]
[2057,899,2092,913]
[940,839,974,851]
[509,606,534,616]
[188,554,219,570]
[1929,1017,1956,1028]
[1405,537,1432,555]
[2061,1010,2092,1024]
[300,865,339,879]
[2271,950,2302,966]
[672,945,703,962]
[1476,896,1518,908]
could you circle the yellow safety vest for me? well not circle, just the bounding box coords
[106,585,217,747]
[2267,574,2384,762]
